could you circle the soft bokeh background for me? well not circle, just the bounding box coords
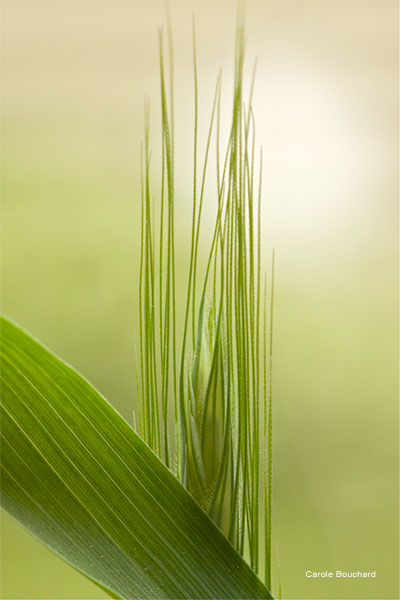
[1,0,398,598]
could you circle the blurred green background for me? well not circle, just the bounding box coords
[1,1,398,598]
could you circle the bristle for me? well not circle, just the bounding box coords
[137,12,274,586]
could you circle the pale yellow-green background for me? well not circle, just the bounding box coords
[1,1,398,599]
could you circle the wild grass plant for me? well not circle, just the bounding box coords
[0,6,276,599]
[137,14,275,587]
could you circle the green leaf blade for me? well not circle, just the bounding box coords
[0,316,273,600]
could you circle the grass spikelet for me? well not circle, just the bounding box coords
[137,10,275,586]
